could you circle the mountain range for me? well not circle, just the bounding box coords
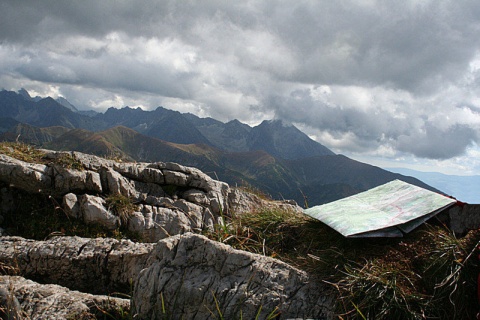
[0,89,438,206]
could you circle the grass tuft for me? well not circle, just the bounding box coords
[105,193,136,226]
[52,153,84,170]
[0,142,84,170]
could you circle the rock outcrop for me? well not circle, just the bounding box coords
[0,150,301,242]
[0,236,154,294]
[0,234,334,319]
[0,275,130,320]
[134,233,334,319]
[0,148,332,319]
[448,204,480,235]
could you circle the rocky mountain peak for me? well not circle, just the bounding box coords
[247,118,335,160]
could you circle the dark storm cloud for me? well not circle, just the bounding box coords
[268,1,480,92]
[397,123,478,159]
[4,0,479,91]
[267,87,480,159]
[1,0,480,161]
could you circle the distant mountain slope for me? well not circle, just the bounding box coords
[0,89,335,159]
[387,167,480,203]
[0,117,20,133]
[184,114,334,159]
[285,155,441,206]
[0,122,70,145]
[247,120,335,160]
[56,97,79,112]
[184,114,252,152]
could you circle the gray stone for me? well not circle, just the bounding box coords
[0,149,303,243]
[133,233,334,319]
[0,285,22,320]
[102,167,138,198]
[42,150,115,171]
[0,236,154,294]
[163,169,189,186]
[183,188,210,206]
[0,154,52,193]
[80,194,120,229]
[62,193,79,218]
[52,166,102,194]
[0,275,129,320]
[0,234,335,319]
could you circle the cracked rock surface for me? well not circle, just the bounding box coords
[0,236,154,294]
[0,234,334,319]
[0,275,130,320]
[135,233,334,319]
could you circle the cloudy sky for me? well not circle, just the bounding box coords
[2,1,480,175]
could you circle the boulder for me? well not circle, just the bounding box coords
[0,236,154,294]
[52,165,102,194]
[0,154,51,193]
[133,233,334,319]
[79,194,120,230]
[0,275,130,320]
[0,234,335,319]
[62,192,80,218]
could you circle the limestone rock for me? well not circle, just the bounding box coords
[0,234,335,319]
[0,236,154,294]
[229,188,303,215]
[79,194,120,230]
[0,275,129,320]
[127,204,199,240]
[0,154,51,193]
[62,192,80,218]
[101,167,138,198]
[53,165,102,194]
[42,150,115,171]
[133,233,334,319]
[0,285,22,320]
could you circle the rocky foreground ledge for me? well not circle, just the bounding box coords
[0,149,299,241]
[0,234,334,319]
[0,149,334,319]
